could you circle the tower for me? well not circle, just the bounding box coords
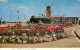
[44,3,53,17]
[46,6,51,17]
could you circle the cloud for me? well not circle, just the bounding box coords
[18,5,28,10]
[78,0,80,1]
[10,3,28,10]
[0,0,8,2]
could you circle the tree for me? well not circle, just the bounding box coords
[0,20,1,25]
[2,21,6,24]
[79,20,80,24]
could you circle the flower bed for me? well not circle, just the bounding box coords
[0,24,68,44]
[59,24,72,27]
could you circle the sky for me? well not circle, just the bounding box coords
[0,0,80,22]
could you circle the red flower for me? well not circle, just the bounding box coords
[6,31,8,34]
[41,29,44,32]
[6,34,8,35]
[44,31,47,34]
[33,31,35,34]
[23,30,26,33]
[19,33,21,34]
[59,24,72,27]
[32,33,35,35]
[28,31,30,33]
[0,28,1,30]
[35,30,38,32]
[15,24,22,27]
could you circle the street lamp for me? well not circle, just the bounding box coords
[17,10,19,24]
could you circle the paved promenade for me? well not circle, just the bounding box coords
[74,26,80,38]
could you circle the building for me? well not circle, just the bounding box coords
[30,4,79,24]
[30,16,79,24]
[50,17,79,24]
[30,16,50,24]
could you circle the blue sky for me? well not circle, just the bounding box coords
[0,0,80,22]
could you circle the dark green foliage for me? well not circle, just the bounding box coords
[0,38,2,43]
[79,20,80,24]
[15,39,18,43]
[6,39,10,43]
[27,38,34,43]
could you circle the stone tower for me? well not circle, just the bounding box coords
[46,6,51,17]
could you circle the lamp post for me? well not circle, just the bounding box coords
[17,10,19,24]
[10,15,11,27]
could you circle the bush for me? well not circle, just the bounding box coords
[79,20,80,24]
[0,38,3,43]
[6,39,10,43]
[27,38,34,43]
